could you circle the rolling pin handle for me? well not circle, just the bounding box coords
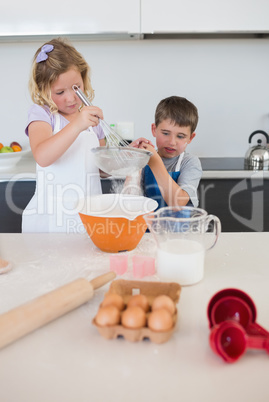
[90,271,116,290]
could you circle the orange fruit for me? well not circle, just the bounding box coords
[11,145,22,152]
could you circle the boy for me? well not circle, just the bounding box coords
[135,96,202,209]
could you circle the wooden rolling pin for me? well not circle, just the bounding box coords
[0,271,116,350]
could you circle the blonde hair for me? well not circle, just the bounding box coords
[155,96,199,133]
[29,37,94,113]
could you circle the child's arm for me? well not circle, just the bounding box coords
[99,138,106,147]
[130,137,155,148]
[28,106,103,167]
[140,142,191,206]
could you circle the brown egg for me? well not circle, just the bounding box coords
[127,294,149,312]
[148,308,174,332]
[101,293,125,311]
[95,306,121,327]
[121,306,147,329]
[151,295,176,315]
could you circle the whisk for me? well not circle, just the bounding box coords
[72,85,130,147]
[72,85,152,177]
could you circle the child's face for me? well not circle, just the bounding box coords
[152,119,195,159]
[51,68,84,116]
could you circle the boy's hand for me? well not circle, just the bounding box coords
[129,138,161,168]
[138,141,156,153]
[136,141,162,168]
[130,137,154,148]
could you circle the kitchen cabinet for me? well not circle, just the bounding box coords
[0,179,124,233]
[141,0,269,33]
[0,181,35,233]
[1,176,269,233]
[103,176,269,232]
[0,0,140,38]
[4,0,269,40]
[0,179,113,233]
[199,178,269,232]
[2,0,268,40]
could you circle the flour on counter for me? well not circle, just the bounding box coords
[0,260,12,274]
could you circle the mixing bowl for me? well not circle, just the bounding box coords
[78,194,158,253]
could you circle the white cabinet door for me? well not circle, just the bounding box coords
[0,0,140,36]
[141,0,269,33]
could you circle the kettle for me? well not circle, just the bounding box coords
[244,130,269,170]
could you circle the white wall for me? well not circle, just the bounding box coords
[1,37,269,157]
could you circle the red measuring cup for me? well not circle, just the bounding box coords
[207,288,269,362]
[207,288,269,337]
[210,320,269,363]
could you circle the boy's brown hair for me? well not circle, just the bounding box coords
[155,96,199,133]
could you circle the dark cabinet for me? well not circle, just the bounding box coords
[0,181,35,233]
[1,177,268,233]
[198,177,269,232]
[0,179,119,233]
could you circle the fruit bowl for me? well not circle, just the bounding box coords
[78,194,158,253]
[0,145,31,171]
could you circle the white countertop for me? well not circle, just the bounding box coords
[0,154,36,181]
[0,232,268,402]
[202,169,269,179]
[1,155,269,180]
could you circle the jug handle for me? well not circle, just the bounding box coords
[205,215,221,250]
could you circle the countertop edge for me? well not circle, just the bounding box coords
[1,157,269,180]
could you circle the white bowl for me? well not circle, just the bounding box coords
[79,193,158,220]
[0,145,31,171]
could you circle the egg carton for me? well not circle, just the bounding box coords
[92,279,181,344]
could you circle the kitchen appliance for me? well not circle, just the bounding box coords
[72,85,152,176]
[244,130,269,170]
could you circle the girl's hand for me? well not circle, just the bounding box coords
[75,106,104,132]
[130,137,155,148]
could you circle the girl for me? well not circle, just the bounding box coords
[22,38,105,233]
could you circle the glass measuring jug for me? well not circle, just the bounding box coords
[144,206,221,286]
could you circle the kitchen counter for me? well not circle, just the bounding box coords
[0,154,36,181]
[1,156,269,180]
[1,156,269,233]
[200,157,269,179]
[0,232,268,402]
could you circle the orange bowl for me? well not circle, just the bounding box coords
[78,194,158,253]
